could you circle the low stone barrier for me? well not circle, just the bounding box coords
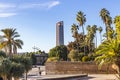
[45,61,116,75]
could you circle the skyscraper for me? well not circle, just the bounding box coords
[56,21,64,46]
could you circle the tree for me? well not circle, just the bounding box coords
[98,26,103,43]
[11,62,25,80]
[48,45,68,61]
[68,32,87,53]
[68,49,79,61]
[12,39,23,54]
[76,11,86,55]
[85,25,96,54]
[100,8,112,40]
[86,25,93,54]
[0,58,12,80]
[114,15,120,42]
[49,47,58,58]
[46,57,59,62]
[0,28,23,55]
[10,55,32,80]
[95,15,120,77]
[20,56,32,80]
[95,39,120,78]
[67,42,77,51]
[92,25,97,48]
[68,49,84,61]
[71,23,79,38]
[0,53,32,80]
[0,51,6,58]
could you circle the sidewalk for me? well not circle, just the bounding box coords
[87,74,117,80]
[20,74,87,80]
[20,67,118,80]
[20,74,118,80]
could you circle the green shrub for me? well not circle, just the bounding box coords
[46,57,59,62]
[82,56,89,62]
[0,51,6,57]
[68,49,79,61]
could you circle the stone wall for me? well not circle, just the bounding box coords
[45,61,116,75]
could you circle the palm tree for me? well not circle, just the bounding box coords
[86,25,92,53]
[71,23,79,38]
[114,15,120,42]
[96,15,120,77]
[100,8,112,40]
[86,25,91,44]
[95,39,120,78]
[0,51,6,58]
[71,24,79,50]
[76,11,86,54]
[12,39,23,54]
[92,25,97,48]
[0,28,23,55]
[0,36,3,43]
[86,25,96,54]
[0,36,8,53]
[86,25,91,32]
[98,26,103,43]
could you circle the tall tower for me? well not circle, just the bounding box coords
[56,21,64,46]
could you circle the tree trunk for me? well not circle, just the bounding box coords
[100,33,102,43]
[25,72,27,80]
[9,44,12,55]
[13,46,17,54]
[95,33,97,48]
[7,76,12,80]
[2,75,7,80]
[106,23,109,40]
[82,26,85,55]
[112,63,120,79]
[14,77,19,80]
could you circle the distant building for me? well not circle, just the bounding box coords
[34,53,48,65]
[56,21,64,46]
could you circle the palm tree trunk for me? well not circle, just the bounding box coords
[95,34,97,48]
[25,72,27,80]
[82,26,85,55]
[106,23,109,40]
[89,41,91,54]
[75,34,79,51]
[112,63,120,79]
[4,47,7,54]
[7,72,12,80]
[9,44,12,55]
[2,75,7,80]
[13,46,17,54]
[14,77,19,80]
[100,33,102,43]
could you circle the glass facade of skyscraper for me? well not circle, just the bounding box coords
[56,21,64,46]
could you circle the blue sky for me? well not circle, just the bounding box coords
[0,0,120,52]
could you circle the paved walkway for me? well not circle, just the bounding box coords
[81,74,118,80]
[21,74,87,80]
[20,66,118,80]
[20,74,118,80]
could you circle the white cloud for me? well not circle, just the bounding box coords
[48,1,60,9]
[0,13,16,17]
[0,3,16,9]
[0,1,60,17]
[19,1,60,9]
[0,3,16,17]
